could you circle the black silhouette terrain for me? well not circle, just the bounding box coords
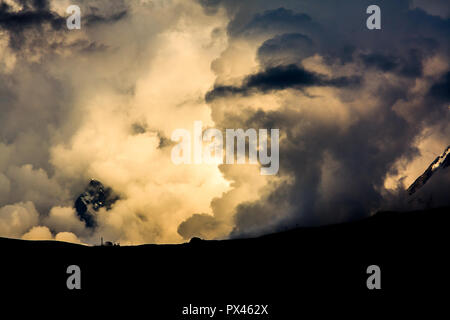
[1,206,448,317]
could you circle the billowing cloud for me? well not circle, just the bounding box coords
[54,231,81,243]
[186,0,450,238]
[1,0,230,244]
[0,201,39,238]
[44,206,86,235]
[206,64,361,101]
[22,225,82,243]
[22,225,53,240]
[0,0,448,244]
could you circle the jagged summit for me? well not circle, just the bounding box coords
[74,179,119,228]
[407,145,450,195]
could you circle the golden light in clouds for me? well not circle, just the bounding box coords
[0,0,448,244]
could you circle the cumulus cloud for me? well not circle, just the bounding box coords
[0,0,448,244]
[0,202,39,238]
[1,0,230,244]
[185,0,450,238]
[44,206,86,235]
[55,231,81,244]
[22,225,82,244]
[22,225,53,240]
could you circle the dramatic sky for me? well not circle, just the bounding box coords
[0,0,448,244]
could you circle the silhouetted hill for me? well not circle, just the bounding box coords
[2,206,447,249]
[1,207,448,316]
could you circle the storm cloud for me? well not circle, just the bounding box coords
[180,0,450,238]
[0,0,448,244]
[206,64,361,101]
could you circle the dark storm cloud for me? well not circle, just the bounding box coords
[397,49,423,78]
[178,213,221,239]
[428,71,450,102]
[413,0,450,18]
[206,64,361,101]
[199,0,450,63]
[84,9,128,26]
[0,0,64,49]
[229,91,418,237]
[0,0,128,52]
[359,49,429,78]
[359,53,399,72]
[228,7,317,37]
[0,0,128,31]
[179,0,450,239]
[257,33,315,66]
[244,64,361,89]
[0,1,63,31]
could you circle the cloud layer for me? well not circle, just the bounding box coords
[0,0,448,244]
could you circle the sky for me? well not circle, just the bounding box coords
[0,0,448,245]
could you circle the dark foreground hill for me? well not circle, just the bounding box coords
[1,207,448,316]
